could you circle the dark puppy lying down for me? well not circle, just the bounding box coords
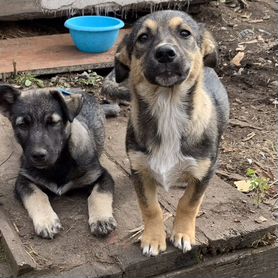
[0,86,117,239]
[111,10,229,256]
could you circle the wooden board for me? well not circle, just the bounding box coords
[0,209,36,276]
[153,243,278,278]
[0,115,277,277]
[0,30,128,76]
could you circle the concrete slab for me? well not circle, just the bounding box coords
[0,0,209,20]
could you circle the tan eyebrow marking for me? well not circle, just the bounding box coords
[168,17,184,29]
[50,113,62,123]
[144,19,158,32]
[168,17,193,34]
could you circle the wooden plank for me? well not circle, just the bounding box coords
[0,30,129,76]
[153,243,278,278]
[0,208,36,276]
[0,114,277,277]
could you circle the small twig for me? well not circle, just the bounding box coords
[216,169,245,181]
[13,60,17,78]
[26,245,48,263]
[1,73,6,82]
[239,39,259,45]
[12,222,19,233]
[242,132,256,142]
[248,19,264,23]
[197,211,205,218]
[128,212,172,241]
[25,250,37,265]
[229,119,263,130]
[64,224,76,234]
[253,160,268,172]
[0,151,13,167]
[269,179,278,187]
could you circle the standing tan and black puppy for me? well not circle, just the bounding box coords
[114,10,229,256]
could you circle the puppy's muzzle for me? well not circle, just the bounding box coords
[155,44,177,64]
[145,43,187,87]
[30,148,48,167]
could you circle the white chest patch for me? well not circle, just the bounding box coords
[147,92,196,190]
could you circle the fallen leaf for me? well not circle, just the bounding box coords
[254,216,267,223]
[230,51,245,66]
[234,180,252,193]
[236,45,246,51]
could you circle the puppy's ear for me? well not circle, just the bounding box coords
[115,34,131,83]
[51,90,83,122]
[0,84,21,118]
[199,25,218,68]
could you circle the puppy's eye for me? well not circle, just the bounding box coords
[47,119,60,126]
[17,122,28,129]
[137,33,149,43]
[15,117,28,129]
[179,30,191,38]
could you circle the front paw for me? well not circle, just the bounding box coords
[141,230,166,256]
[89,216,117,237]
[33,212,62,239]
[170,231,194,253]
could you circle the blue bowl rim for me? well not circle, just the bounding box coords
[64,15,124,32]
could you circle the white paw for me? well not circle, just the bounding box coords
[33,211,62,239]
[170,233,192,253]
[142,243,160,256]
[89,216,117,237]
[140,234,167,257]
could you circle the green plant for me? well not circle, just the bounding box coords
[14,74,44,88]
[77,72,103,86]
[246,168,271,206]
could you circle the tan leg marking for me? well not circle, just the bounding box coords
[23,184,62,239]
[135,173,166,256]
[88,184,117,236]
[192,158,211,181]
[171,179,204,252]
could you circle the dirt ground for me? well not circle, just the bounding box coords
[194,0,278,206]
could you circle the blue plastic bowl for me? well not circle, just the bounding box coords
[64,16,124,53]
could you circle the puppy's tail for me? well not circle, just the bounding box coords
[101,103,121,118]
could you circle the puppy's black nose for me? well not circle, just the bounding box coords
[31,148,47,162]
[155,45,177,63]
